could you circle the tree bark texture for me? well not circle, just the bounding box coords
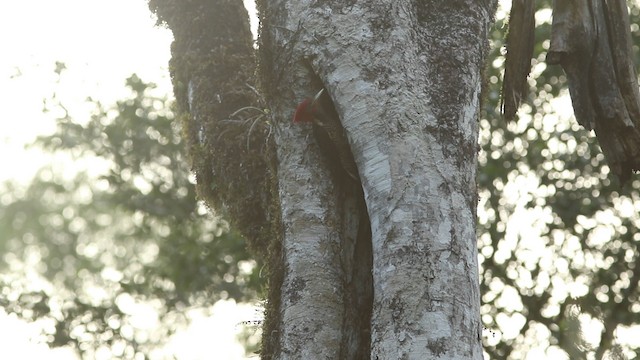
[501,0,535,122]
[148,0,283,350]
[259,1,495,358]
[148,0,276,251]
[548,0,640,184]
[151,0,497,358]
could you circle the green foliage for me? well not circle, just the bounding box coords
[0,74,261,358]
[480,4,640,359]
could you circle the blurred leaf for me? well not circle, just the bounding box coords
[480,3,640,359]
[0,74,262,359]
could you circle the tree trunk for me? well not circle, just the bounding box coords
[259,1,496,358]
[150,0,497,358]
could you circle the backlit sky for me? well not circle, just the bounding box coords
[0,1,256,359]
[0,0,173,183]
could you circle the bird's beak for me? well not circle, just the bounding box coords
[310,88,325,107]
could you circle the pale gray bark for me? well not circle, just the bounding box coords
[151,0,494,357]
[261,0,494,358]
[273,95,347,358]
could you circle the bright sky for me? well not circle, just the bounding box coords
[0,1,257,359]
[0,0,174,183]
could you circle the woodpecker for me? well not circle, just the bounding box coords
[293,89,360,183]
[293,89,373,352]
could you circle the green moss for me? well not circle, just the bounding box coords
[149,1,285,356]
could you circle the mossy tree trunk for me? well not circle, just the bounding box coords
[150,0,497,358]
